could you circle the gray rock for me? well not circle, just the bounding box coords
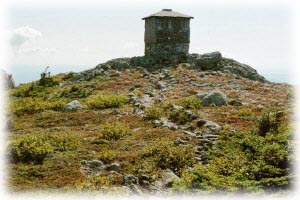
[123,174,138,186]
[105,57,132,70]
[221,58,268,82]
[88,159,105,168]
[183,130,197,137]
[184,110,198,120]
[153,120,163,127]
[204,120,221,132]
[150,181,163,191]
[229,99,242,106]
[107,162,121,171]
[170,104,184,111]
[196,51,222,70]
[161,169,180,187]
[196,91,228,106]
[63,100,81,111]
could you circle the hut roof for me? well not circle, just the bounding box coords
[142,9,193,20]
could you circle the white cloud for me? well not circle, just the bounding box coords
[10,26,42,52]
[18,47,57,54]
[123,42,138,49]
[79,47,89,52]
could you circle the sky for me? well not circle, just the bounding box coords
[1,0,296,84]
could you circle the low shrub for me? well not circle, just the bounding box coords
[10,98,66,116]
[139,139,195,175]
[86,93,128,109]
[258,110,284,137]
[95,149,117,163]
[238,108,253,117]
[144,104,164,120]
[99,122,131,141]
[46,133,80,151]
[169,109,193,124]
[58,84,91,99]
[175,96,202,110]
[9,134,54,164]
[174,110,291,193]
[9,132,80,164]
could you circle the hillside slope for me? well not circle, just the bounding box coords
[6,53,295,195]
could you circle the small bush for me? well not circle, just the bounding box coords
[9,134,54,164]
[86,93,128,109]
[139,139,195,174]
[258,110,284,137]
[39,66,59,87]
[133,89,142,98]
[169,109,192,124]
[95,149,117,163]
[10,98,66,116]
[46,133,80,151]
[59,84,91,99]
[99,122,131,141]
[175,96,202,110]
[144,104,164,120]
[238,108,253,117]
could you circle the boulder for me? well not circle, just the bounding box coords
[105,58,132,70]
[88,159,106,168]
[123,174,139,186]
[107,162,121,171]
[196,91,228,106]
[63,100,81,111]
[196,51,222,70]
[161,169,180,187]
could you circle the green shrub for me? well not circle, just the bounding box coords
[10,98,66,116]
[99,122,131,141]
[174,116,291,193]
[86,93,128,109]
[238,108,253,117]
[258,110,284,136]
[144,104,164,120]
[139,139,195,174]
[38,66,59,87]
[169,109,192,124]
[175,96,202,110]
[95,149,117,163]
[58,84,91,99]
[46,133,80,151]
[9,134,54,164]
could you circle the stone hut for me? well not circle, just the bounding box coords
[142,9,193,64]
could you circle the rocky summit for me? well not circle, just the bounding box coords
[6,52,295,195]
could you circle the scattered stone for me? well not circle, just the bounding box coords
[123,174,139,186]
[184,110,198,120]
[161,169,180,187]
[196,91,228,106]
[229,99,243,106]
[107,162,121,171]
[204,120,221,132]
[88,159,105,168]
[63,100,81,111]
[183,130,197,137]
[150,181,163,191]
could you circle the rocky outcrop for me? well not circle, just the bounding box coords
[188,52,267,82]
[71,51,268,83]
